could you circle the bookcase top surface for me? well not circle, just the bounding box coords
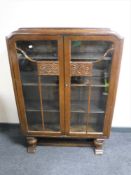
[8,28,123,40]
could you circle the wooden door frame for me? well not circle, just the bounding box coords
[6,34,65,136]
[64,35,123,137]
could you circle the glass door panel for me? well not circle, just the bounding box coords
[17,40,58,61]
[67,38,114,134]
[16,39,62,132]
[71,41,112,62]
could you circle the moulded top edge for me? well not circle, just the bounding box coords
[6,28,123,40]
[18,27,111,33]
[19,27,111,30]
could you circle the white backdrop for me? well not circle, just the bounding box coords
[0,0,131,127]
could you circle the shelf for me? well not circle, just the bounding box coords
[25,100,104,113]
[21,72,59,85]
[71,101,104,113]
[28,124,60,131]
[26,100,59,112]
[70,125,86,132]
[71,52,111,61]
[20,69,106,81]
[22,83,58,86]
[18,53,58,61]
[18,52,111,61]
[21,71,108,87]
[22,83,107,87]
[28,123,101,132]
[71,84,107,87]
[70,124,102,132]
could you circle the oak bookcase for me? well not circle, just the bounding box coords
[6,28,123,154]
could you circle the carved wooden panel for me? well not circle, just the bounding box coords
[37,61,59,75]
[71,62,93,76]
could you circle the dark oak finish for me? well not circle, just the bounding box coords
[6,28,123,154]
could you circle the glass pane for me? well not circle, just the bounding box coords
[26,111,42,130]
[16,40,60,132]
[44,112,60,131]
[70,113,86,133]
[71,76,90,85]
[41,76,59,111]
[90,87,107,113]
[71,41,113,62]
[23,86,40,111]
[16,40,58,61]
[87,114,104,132]
[19,60,38,85]
[70,40,114,133]
[70,79,88,132]
[41,76,60,131]
[71,84,88,113]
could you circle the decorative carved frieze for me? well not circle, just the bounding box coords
[71,62,92,76]
[37,61,59,75]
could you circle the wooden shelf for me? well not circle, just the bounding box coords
[21,70,108,87]
[21,72,59,85]
[23,83,58,86]
[18,52,111,61]
[20,69,107,85]
[70,124,102,132]
[71,52,111,61]
[28,124,60,131]
[26,100,59,112]
[18,54,58,60]
[70,125,86,132]
[29,124,101,133]
[25,100,104,114]
[71,84,107,87]
[71,100,104,113]
[22,83,107,87]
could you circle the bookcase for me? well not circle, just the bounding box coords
[7,28,123,154]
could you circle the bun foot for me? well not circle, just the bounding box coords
[27,137,37,153]
[94,138,104,155]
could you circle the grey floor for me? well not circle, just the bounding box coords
[0,125,131,175]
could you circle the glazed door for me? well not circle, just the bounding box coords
[64,36,114,136]
[15,36,64,134]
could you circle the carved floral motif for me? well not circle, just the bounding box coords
[37,62,59,75]
[71,62,92,76]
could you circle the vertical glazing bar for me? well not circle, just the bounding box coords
[58,37,65,134]
[86,77,92,133]
[38,75,44,129]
